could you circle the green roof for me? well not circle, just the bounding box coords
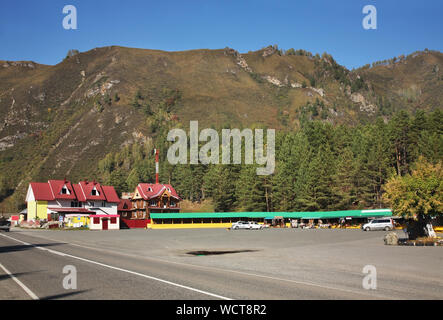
[150,209,392,220]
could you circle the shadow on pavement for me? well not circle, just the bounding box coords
[0,270,44,282]
[187,249,260,256]
[0,243,66,254]
[41,290,90,300]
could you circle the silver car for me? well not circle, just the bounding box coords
[232,221,263,230]
[362,218,394,231]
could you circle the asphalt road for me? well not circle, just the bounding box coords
[0,228,442,300]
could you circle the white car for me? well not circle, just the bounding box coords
[232,221,263,230]
[362,218,394,231]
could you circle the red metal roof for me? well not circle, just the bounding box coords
[77,180,106,201]
[29,180,121,204]
[72,184,85,202]
[101,186,120,203]
[29,182,54,201]
[118,199,132,211]
[89,215,120,218]
[136,183,181,200]
[48,180,76,200]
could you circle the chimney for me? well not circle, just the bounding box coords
[154,149,159,184]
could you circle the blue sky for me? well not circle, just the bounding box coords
[0,0,442,69]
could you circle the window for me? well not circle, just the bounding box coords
[71,200,81,208]
[93,217,100,224]
[149,200,157,207]
[61,185,70,195]
[110,217,117,224]
[170,201,175,207]
[148,187,152,192]
[101,201,106,207]
[91,187,99,196]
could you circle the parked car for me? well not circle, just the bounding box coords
[232,221,263,230]
[0,218,11,232]
[362,218,394,231]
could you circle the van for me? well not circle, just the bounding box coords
[362,218,393,231]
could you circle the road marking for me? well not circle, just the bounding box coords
[68,241,386,298]
[25,234,386,298]
[0,233,231,300]
[2,232,386,299]
[0,263,39,300]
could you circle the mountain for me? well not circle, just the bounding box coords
[0,46,442,210]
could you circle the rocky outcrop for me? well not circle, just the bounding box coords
[351,93,376,113]
[2,61,35,69]
[384,232,399,245]
[262,46,278,58]
[264,76,284,87]
[224,48,252,73]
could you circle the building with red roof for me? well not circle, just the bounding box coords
[128,183,181,222]
[119,149,182,228]
[26,179,120,230]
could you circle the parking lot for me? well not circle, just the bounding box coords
[1,227,441,300]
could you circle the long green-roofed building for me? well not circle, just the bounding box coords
[148,209,392,229]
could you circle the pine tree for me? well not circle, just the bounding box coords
[210,165,237,212]
[388,111,411,175]
[236,165,266,212]
[332,147,357,209]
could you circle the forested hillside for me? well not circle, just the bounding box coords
[97,110,442,212]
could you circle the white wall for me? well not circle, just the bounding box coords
[85,203,117,215]
[89,217,119,230]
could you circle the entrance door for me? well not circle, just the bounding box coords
[102,218,108,230]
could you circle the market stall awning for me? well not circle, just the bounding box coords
[150,209,392,220]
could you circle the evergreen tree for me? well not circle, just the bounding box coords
[332,147,357,209]
[209,165,237,212]
[236,165,266,212]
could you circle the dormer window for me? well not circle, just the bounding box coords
[91,187,99,196]
[167,187,171,192]
[61,185,70,195]
[148,187,152,192]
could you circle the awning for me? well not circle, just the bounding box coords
[65,214,91,218]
